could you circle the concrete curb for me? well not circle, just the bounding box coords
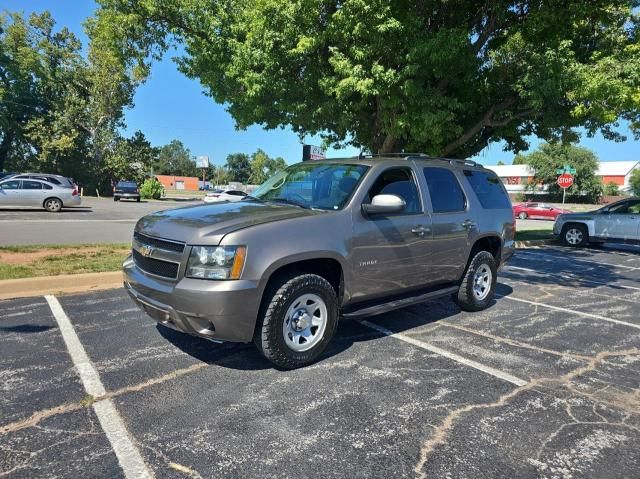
[0,271,123,301]
[514,239,558,248]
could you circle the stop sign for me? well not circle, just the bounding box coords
[557,173,574,189]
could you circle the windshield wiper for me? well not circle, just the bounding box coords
[265,197,310,209]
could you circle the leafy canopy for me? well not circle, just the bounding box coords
[96,0,640,157]
[630,168,640,195]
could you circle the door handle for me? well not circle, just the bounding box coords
[462,219,476,230]
[411,226,430,237]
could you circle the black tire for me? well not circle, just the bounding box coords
[454,251,498,312]
[113,197,119,202]
[254,273,338,369]
[518,212,528,220]
[136,197,141,202]
[561,224,588,247]
[43,197,62,213]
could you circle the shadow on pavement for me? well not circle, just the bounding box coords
[0,324,53,333]
[157,285,514,371]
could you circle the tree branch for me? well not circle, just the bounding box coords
[442,97,533,156]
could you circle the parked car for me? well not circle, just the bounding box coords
[124,154,515,369]
[553,197,640,247]
[513,202,572,220]
[203,189,248,203]
[113,180,141,202]
[0,172,16,181]
[11,173,75,189]
[0,178,81,212]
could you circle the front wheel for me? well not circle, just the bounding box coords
[454,251,498,312]
[254,274,338,369]
[518,212,528,220]
[562,224,588,247]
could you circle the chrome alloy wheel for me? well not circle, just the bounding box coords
[282,293,327,352]
[472,264,492,300]
[565,227,583,245]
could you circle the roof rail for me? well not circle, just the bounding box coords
[341,152,481,167]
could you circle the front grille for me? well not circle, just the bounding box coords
[133,249,180,279]
[134,232,185,253]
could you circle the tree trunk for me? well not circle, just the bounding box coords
[0,132,14,172]
[377,134,404,154]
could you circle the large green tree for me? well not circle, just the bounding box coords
[96,0,640,157]
[517,143,603,201]
[249,149,288,184]
[154,139,197,176]
[629,168,640,195]
[104,130,158,182]
[225,153,251,183]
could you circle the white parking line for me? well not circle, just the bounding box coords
[500,295,640,330]
[518,250,640,271]
[359,319,528,386]
[505,265,640,291]
[45,295,152,479]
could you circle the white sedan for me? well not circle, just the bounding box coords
[203,189,248,203]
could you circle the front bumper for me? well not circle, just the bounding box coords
[123,255,261,342]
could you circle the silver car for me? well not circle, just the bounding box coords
[0,178,81,212]
[553,197,640,247]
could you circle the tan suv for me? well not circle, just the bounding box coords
[124,154,515,368]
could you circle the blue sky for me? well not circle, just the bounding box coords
[3,0,639,166]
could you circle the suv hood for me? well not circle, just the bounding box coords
[136,200,320,244]
[556,210,598,220]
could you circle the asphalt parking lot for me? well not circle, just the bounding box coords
[1,245,639,478]
[0,198,200,245]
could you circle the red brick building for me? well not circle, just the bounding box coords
[155,175,200,191]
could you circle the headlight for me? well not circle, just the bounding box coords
[186,246,246,280]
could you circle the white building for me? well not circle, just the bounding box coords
[486,161,639,193]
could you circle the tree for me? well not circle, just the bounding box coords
[0,12,84,172]
[630,168,640,196]
[518,143,603,201]
[248,149,288,184]
[225,153,251,183]
[96,1,640,157]
[497,160,505,166]
[104,131,158,182]
[154,140,196,176]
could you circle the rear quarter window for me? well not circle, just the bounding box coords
[464,170,511,209]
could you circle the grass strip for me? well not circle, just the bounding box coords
[0,243,130,280]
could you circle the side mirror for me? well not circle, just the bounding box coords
[362,194,405,216]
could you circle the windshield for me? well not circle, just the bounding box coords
[250,162,369,210]
[117,181,137,188]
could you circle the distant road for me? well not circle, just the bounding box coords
[0,197,200,245]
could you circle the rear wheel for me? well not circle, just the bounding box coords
[43,197,62,213]
[113,197,119,202]
[254,273,338,369]
[454,251,497,312]
[518,212,528,220]
[136,197,141,202]
[562,224,588,247]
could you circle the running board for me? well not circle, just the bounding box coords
[341,285,459,320]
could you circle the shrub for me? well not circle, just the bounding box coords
[140,178,164,199]
[603,181,620,196]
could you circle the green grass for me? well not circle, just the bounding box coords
[0,243,130,280]
[515,229,555,242]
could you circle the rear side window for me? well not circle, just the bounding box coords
[33,175,61,185]
[463,170,511,209]
[423,167,466,213]
[23,180,43,190]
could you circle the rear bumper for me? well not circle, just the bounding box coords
[115,193,140,199]
[123,255,261,342]
[65,195,82,206]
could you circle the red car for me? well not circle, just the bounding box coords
[513,202,572,220]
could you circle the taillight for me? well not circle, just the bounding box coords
[72,187,79,196]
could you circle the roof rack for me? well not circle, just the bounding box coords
[350,153,480,168]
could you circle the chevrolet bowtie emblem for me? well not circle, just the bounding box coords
[139,244,154,257]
